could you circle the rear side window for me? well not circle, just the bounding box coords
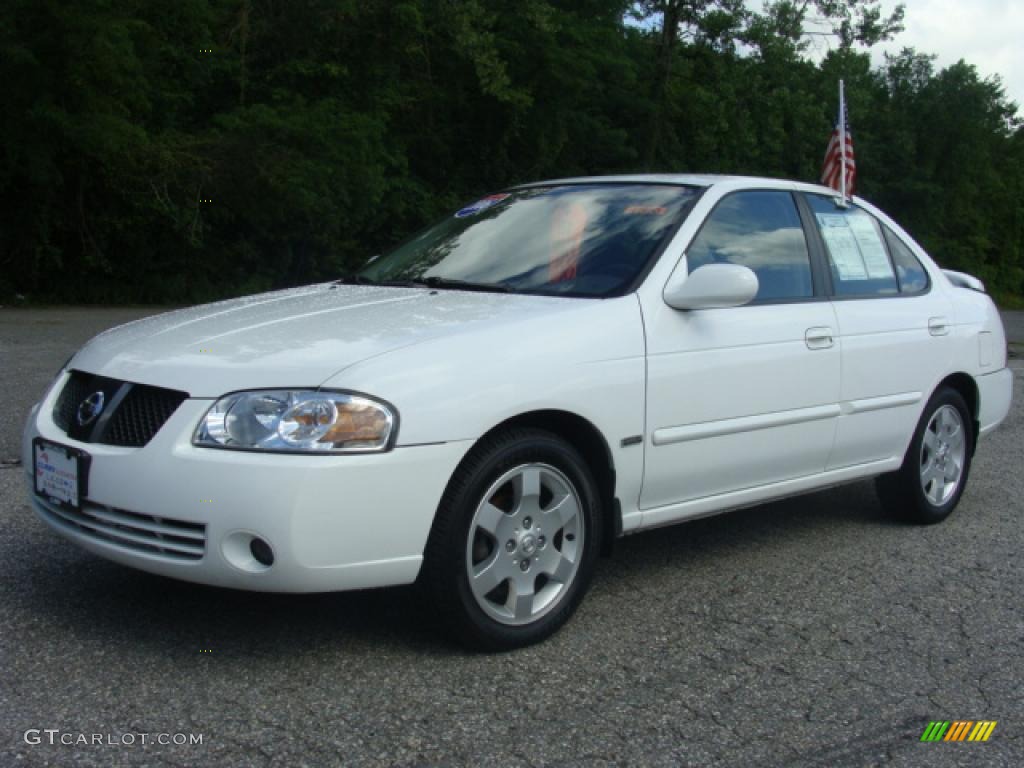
[686,190,813,301]
[806,194,897,297]
[882,226,930,294]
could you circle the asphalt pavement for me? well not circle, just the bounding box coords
[1,307,1022,768]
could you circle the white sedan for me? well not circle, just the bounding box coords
[22,175,1013,649]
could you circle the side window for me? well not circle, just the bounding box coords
[686,190,813,301]
[806,194,898,297]
[882,226,930,294]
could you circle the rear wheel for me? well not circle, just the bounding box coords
[876,386,973,524]
[421,428,602,650]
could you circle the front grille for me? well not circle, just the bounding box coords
[36,498,206,561]
[103,384,189,447]
[52,371,188,447]
[53,371,97,432]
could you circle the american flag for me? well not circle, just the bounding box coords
[821,88,856,196]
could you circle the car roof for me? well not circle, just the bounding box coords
[514,173,842,197]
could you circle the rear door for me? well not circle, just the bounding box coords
[801,193,954,469]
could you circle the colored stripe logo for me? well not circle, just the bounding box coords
[920,721,997,742]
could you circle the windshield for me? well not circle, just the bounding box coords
[359,183,699,297]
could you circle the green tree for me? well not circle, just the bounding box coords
[0,0,1020,303]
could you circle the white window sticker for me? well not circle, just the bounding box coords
[816,211,895,281]
[846,213,895,279]
[816,214,867,280]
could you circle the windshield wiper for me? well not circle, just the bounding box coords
[417,276,513,293]
[336,274,512,293]
[334,274,376,285]
[334,274,422,288]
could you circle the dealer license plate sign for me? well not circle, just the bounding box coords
[33,439,87,509]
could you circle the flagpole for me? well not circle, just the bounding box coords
[838,79,846,201]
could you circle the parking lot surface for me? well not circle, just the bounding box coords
[1,307,1022,767]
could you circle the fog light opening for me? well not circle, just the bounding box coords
[250,537,275,567]
[221,530,276,573]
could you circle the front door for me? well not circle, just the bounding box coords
[640,189,842,516]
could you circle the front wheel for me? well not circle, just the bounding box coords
[875,386,973,524]
[421,428,602,650]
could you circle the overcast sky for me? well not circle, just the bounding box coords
[860,1,1022,111]
[646,2,1024,113]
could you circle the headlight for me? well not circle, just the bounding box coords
[194,390,397,453]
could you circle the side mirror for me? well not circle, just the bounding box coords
[663,263,759,310]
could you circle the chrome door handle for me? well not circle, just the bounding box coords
[928,316,950,336]
[805,326,834,350]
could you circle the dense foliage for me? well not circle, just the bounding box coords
[2,0,1021,305]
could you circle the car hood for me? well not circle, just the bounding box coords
[71,283,591,397]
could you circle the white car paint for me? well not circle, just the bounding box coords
[22,174,1014,593]
[641,297,842,510]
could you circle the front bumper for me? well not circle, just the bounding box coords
[22,378,472,592]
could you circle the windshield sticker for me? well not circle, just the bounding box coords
[454,193,510,218]
[624,205,667,215]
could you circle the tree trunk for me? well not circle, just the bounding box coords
[645,1,683,170]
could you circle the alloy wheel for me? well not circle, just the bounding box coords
[919,404,966,506]
[465,463,584,626]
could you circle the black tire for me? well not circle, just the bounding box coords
[420,428,603,651]
[875,386,974,524]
